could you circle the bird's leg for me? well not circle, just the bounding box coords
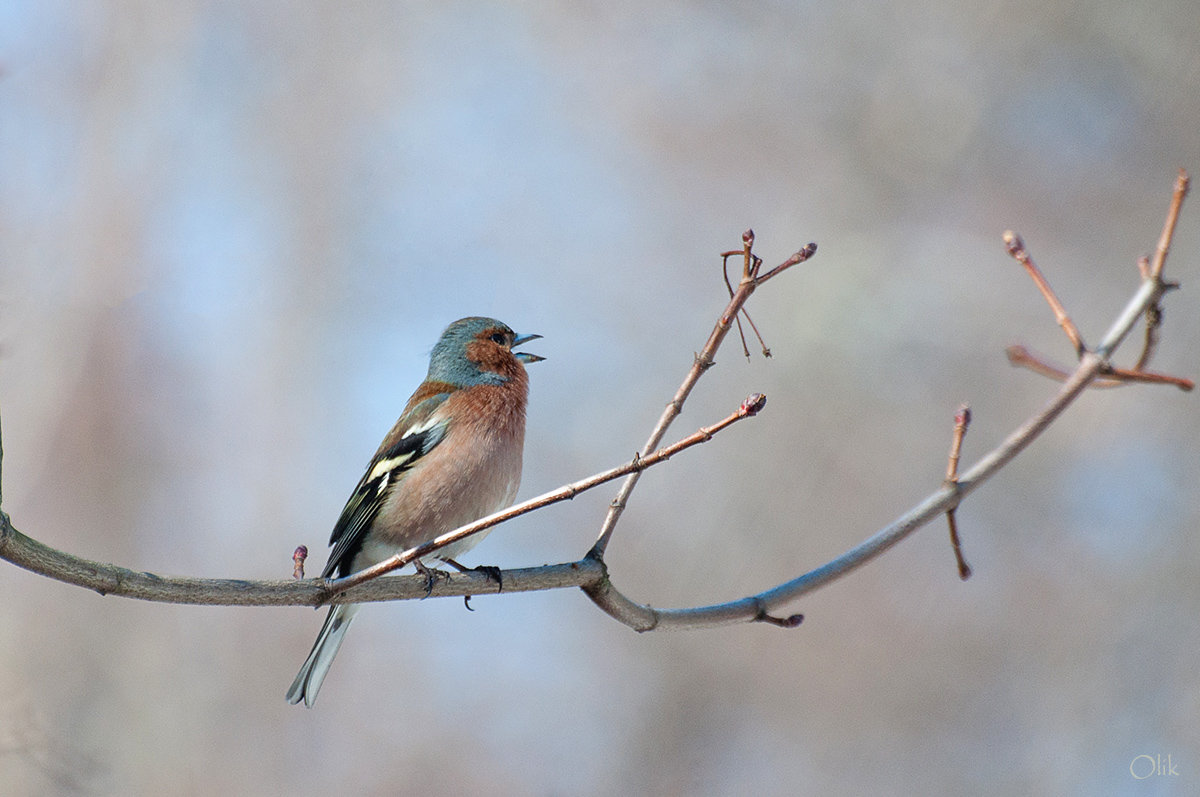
[412,558,450,598]
[444,556,502,611]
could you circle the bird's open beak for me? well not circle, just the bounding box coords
[513,333,545,364]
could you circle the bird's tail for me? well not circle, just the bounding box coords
[286,603,359,707]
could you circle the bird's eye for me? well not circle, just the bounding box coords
[489,332,507,345]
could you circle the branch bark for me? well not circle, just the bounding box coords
[326,394,768,596]
[0,399,761,606]
[0,173,1191,633]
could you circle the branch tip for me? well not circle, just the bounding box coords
[945,509,972,581]
[1002,230,1024,259]
[756,242,818,283]
[292,546,308,580]
[946,403,971,482]
[757,610,804,628]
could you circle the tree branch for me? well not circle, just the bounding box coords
[583,213,1187,630]
[589,233,817,559]
[325,394,768,596]
[0,172,1190,637]
[944,404,973,581]
[1005,170,1192,391]
[0,397,763,606]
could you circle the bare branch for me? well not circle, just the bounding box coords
[1148,169,1190,280]
[0,510,603,606]
[944,404,971,484]
[1006,345,1122,386]
[1134,170,1190,370]
[581,173,1191,630]
[1004,178,1193,393]
[327,395,768,595]
[944,404,972,581]
[1006,344,1192,390]
[0,397,764,605]
[1003,230,1086,355]
[584,347,1131,630]
[590,236,816,559]
[0,174,1190,636]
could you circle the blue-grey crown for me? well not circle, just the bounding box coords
[427,316,514,386]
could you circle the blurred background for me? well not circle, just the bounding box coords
[1,1,1198,794]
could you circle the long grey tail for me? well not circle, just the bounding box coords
[286,603,359,708]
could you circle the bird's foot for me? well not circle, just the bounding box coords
[413,559,451,598]
[443,558,503,592]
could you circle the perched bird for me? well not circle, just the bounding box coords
[286,317,543,707]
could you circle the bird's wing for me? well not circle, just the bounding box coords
[322,393,451,578]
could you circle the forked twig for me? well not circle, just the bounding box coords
[327,395,770,596]
[1005,171,1192,392]
[722,232,775,359]
[1003,231,1086,355]
[582,171,1191,631]
[1007,345,1193,391]
[0,176,1189,635]
[589,234,816,560]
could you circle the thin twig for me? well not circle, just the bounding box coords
[1008,172,1190,385]
[583,173,1189,630]
[742,228,756,280]
[944,404,970,483]
[1103,365,1195,391]
[743,310,772,358]
[1003,231,1086,355]
[1007,340,1193,392]
[589,235,816,559]
[292,546,308,580]
[0,178,1187,629]
[944,404,972,581]
[1148,169,1190,280]
[584,311,1152,630]
[0,397,763,606]
[1135,170,1189,369]
[757,246,814,283]
[723,250,752,359]
[1133,298,1163,373]
[327,395,769,595]
[1006,346,1124,386]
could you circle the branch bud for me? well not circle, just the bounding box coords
[1002,230,1025,259]
[292,545,309,580]
[741,393,768,416]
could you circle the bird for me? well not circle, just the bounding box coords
[286,316,543,707]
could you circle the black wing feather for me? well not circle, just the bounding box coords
[322,397,450,579]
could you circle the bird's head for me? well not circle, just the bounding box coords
[428,316,544,386]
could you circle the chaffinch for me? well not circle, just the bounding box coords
[286,316,543,707]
